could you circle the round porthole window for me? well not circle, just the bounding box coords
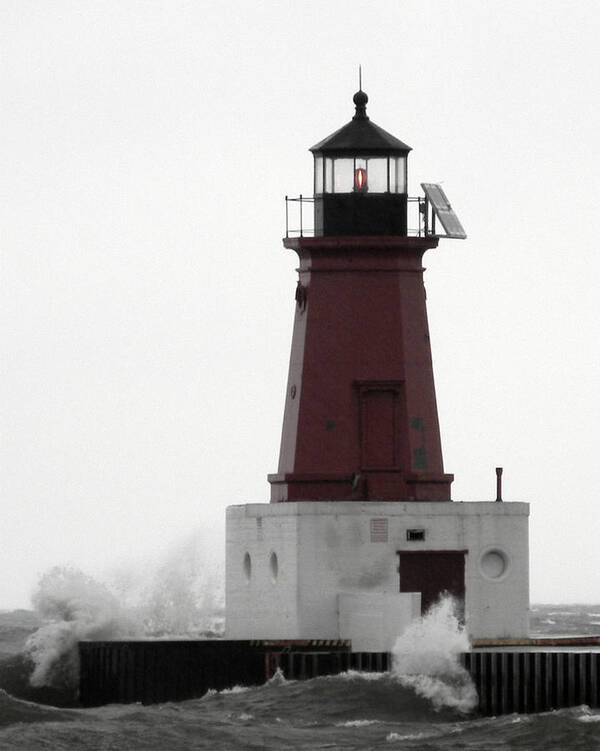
[243,552,252,581]
[480,549,508,580]
[269,551,278,582]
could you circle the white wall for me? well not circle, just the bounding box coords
[226,501,529,645]
[225,506,300,639]
[338,592,421,652]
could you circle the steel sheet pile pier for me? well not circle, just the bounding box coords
[79,640,353,707]
[464,651,600,714]
[80,640,600,715]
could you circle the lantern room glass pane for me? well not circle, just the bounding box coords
[367,158,387,192]
[396,157,407,193]
[389,158,396,193]
[314,156,323,194]
[325,158,333,193]
[333,158,354,193]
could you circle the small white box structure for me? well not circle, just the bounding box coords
[226,501,529,650]
[338,592,421,652]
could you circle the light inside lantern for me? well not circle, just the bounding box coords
[354,167,367,191]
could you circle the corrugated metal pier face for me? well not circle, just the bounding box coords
[79,641,600,715]
[276,650,389,681]
[78,640,354,707]
[79,641,268,707]
[463,652,600,715]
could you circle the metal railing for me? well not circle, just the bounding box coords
[285,194,432,238]
[285,195,315,237]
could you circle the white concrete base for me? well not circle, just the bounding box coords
[225,501,529,649]
[338,592,421,652]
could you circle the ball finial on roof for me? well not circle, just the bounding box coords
[353,89,369,121]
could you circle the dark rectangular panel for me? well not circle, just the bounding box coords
[421,182,467,239]
[398,551,466,614]
[365,389,395,467]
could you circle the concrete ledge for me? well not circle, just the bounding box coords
[473,635,600,649]
[227,500,530,518]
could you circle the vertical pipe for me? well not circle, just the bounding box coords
[496,467,503,502]
[591,654,599,708]
[489,653,498,715]
[500,653,509,714]
[522,653,530,713]
[285,196,289,238]
[479,654,488,715]
[311,653,318,679]
[532,653,541,712]
[567,653,575,706]
[511,653,520,713]
[300,194,303,237]
[543,652,552,711]
[579,654,587,706]
[125,646,134,703]
[556,654,564,709]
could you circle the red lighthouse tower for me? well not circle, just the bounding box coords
[269,89,457,503]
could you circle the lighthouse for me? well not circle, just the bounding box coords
[226,89,529,649]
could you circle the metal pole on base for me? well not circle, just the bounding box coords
[496,467,503,502]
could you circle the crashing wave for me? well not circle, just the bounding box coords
[391,595,477,713]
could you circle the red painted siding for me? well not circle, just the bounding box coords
[269,236,453,502]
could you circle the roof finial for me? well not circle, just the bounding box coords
[353,66,368,121]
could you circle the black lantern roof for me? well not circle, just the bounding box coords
[310,89,411,156]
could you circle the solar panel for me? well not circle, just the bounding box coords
[421,183,467,239]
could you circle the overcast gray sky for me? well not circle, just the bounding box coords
[2,0,600,609]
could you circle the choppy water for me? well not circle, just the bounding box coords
[0,604,599,750]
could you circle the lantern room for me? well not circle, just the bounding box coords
[311,89,411,237]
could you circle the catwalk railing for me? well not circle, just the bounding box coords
[284,195,427,238]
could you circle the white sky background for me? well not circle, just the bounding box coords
[2,0,600,609]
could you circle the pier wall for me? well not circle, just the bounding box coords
[79,641,600,715]
[463,651,600,715]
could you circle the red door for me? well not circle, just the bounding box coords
[398,550,467,615]
[364,389,396,467]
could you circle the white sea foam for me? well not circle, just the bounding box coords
[391,596,477,713]
[220,685,250,695]
[108,530,225,637]
[25,566,139,689]
[386,731,426,741]
[335,719,381,727]
[336,670,385,682]
[24,530,225,690]
[577,707,600,723]
[266,667,288,686]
